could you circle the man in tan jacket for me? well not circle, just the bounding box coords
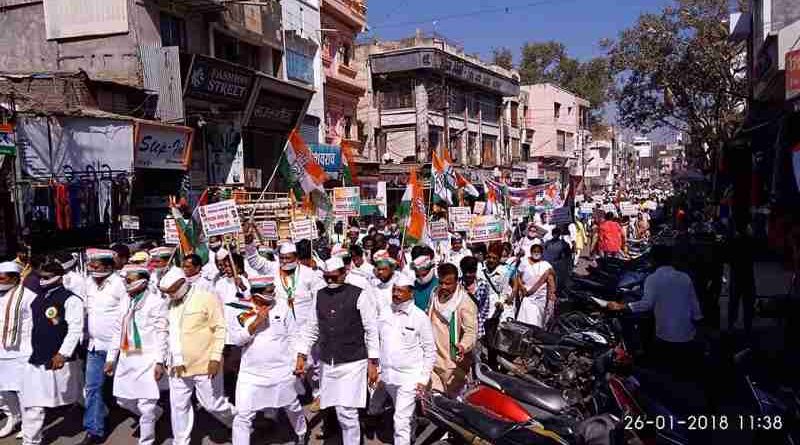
[428,262,477,397]
[160,268,235,445]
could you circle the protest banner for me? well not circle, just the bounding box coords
[258,220,278,240]
[333,186,361,217]
[164,218,179,245]
[448,206,471,231]
[473,201,486,215]
[290,219,318,242]
[579,202,595,215]
[468,215,504,243]
[198,199,242,237]
[644,200,658,211]
[428,220,449,241]
[620,201,638,217]
[551,206,573,225]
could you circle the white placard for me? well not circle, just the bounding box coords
[579,203,595,214]
[428,220,449,241]
[258,220,278,240]
[620,201,638,217]
[199,199,242,237]
[473,201,486,215]
[448,206,472,231]
[164,218,179,245]
[467,215,504,243]
[121,215,140,230]
[526,162,539,180]
[290,219,318,242]
[510,206,528,222]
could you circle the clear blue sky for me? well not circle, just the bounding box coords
[363,0,674,62]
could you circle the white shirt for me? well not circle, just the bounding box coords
[63,270,86,299]
[85,274,127,351]
[378,301,436,387]
[105,289,169,365]
[628,266,702,343]
[296,288,380,360]
[230,299,296,381]
[0,286,36,359]
[518,259,553,300]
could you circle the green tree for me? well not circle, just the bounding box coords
[605,0,746,171]
[492,47,514,70]
[518,41,612,123]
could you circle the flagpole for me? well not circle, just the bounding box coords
[248,136,292,221]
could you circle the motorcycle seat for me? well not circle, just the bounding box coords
[483,367,569,413]
[572,277,609,290]
[435,395,516,440]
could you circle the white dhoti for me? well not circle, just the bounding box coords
[320,359,367,445]
[20,361,83,408]
[168,372,234,445]
[384,382,417,445]
[516,296,546,327]
[116,398,162,445]
[112,354,165,401]
[232,374,306,445]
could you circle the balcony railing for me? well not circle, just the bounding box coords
[170,0,226,12]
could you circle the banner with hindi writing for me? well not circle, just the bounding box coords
[333,186,361,217]
[448,206,471,231]
[428,220,449,241]
[290,219,318,242]
[309,143,341,180]
[468,215,504,243]
[199,200,242,237]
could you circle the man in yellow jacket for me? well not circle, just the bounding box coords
[160,268,235,445]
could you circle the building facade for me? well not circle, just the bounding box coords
[520,83,590,185]
[0,0,314,251]
[320,0,367,148]
[355,31,520,186]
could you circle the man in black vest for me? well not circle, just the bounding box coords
[20,260,85,445]
[295,257,379,445]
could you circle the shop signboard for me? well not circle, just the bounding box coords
[199,199,242,237]
[258,220,278,240]
[428,220,449,241]
[133,122,193,170]
[0,124,15,156]
[786,49,800,101]
[526,162,539,180]
[448,206,471,231]
[333,187,360,217]
[468,215,504,243]
[290,219,318,242]
[248,89,306,132]
[310,143,341,180]
[164,218,179,245]
[184,55,255,106]
[121,215,140,230]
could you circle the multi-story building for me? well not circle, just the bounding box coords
[283,0,325,143]
[0,0,315,250]
[355,31,520,186]
[320,0,367,149]
[520,83,590,185]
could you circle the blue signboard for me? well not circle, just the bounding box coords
[309,143,341,180]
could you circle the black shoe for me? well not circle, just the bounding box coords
[78,434,104,445]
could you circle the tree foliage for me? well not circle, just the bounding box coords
[518,41,613,121]
[492,47,514,70]
[605,0,746,171]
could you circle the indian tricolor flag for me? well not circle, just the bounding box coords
[341,140,359,185]
[402,167,426,245]
[279,129,328,199]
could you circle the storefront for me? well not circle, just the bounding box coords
[0,123,16,257]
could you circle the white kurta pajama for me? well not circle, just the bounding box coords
[516,259,553,327]
[230,300,306,445]
[21,290,84,445]
[0,285,35,432]
[378,301,436,445]
[105,289,169,445]
[297,288,380,445]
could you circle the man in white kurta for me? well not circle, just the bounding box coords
[230,277,306,445]
[83,248,127,442]
[21,261,84,445]
[368,250,399,316]
[444,234,472,267]
[0,262,36,438]
[378,273,435,445]
[213,248,251,346]
[295,258,380,445]
[104,265,168,445]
